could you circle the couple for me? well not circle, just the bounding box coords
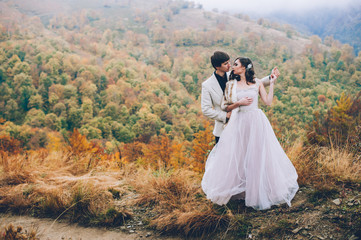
[201,51,299,210]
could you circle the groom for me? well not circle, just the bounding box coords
[201,51,278,144]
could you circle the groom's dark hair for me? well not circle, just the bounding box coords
[211,51,230,70]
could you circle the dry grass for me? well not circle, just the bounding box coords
[0,224,38,240]
[127,168,231,237]
[316,146,361,183]
[286,138,315,186]
[1,138,360,238]
[287,140,361,186]
[0,150,131,226]
[0,149,231,236]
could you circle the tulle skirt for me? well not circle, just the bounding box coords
[201,108,299,210]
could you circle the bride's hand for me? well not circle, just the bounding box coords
[237,97,253,106]
[271,67,280,78]
[270,74,277,84]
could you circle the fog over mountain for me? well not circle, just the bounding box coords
[194,0,361,54]
[194,0,357,15]
[266,5,361,54]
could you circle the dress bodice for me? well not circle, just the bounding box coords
[236,81,259,111]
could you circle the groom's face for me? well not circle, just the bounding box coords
[217,60,231,73]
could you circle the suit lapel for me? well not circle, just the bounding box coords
[209,74,223,99]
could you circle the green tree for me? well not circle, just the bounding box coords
[28,94,43,109]
[67,107,83,130]
[24,108,46,127]
[12,62,31,75]
[111,122,135,143]
[44,113,61,130]
[101,102,119,121]
[4,99,19,122]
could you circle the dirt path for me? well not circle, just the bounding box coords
[0,214,183,240]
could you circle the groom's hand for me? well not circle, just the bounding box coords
[226,111,232,118]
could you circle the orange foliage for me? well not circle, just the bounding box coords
[0,135,22,154]
[328,93,354,144]
[266,109,282,139]
[46,132,64,152]
[170,141,188,168]
[121,136,189,169]
[307,92,360,149]
[317,94,326,103]
[121,141,144,163]
[67,129,94,155]
[67,129,112,170]
[142,134,172,168]
[190,121,214,173]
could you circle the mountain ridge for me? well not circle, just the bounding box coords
[262,4,361,54]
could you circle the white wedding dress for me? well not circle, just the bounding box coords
[201,80,299,210]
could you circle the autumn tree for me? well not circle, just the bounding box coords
[307,92,360,148]
[190,121,214,173]
[142,133,172,169]
[121,141,144,163]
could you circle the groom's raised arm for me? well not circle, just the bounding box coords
[260,67,280,87]
[260,75,271,87]
[201,83,227,123]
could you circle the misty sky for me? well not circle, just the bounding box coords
[193,0,358,14]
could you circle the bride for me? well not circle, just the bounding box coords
[201,57,299,210]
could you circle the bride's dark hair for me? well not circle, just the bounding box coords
[229,57,256,85]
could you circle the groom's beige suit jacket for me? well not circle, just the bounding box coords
[201,72,270,137]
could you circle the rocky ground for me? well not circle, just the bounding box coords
[112,185,361,239]
[228,185,361,240]
[0,214,183,240]
[1,185,360,240]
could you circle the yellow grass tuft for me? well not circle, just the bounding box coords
[288,139,361,186]
[0,149,131,226]
[287,139,316,186]
[0,223,38,240]
[128,168,230,236]
[316,146,361,183]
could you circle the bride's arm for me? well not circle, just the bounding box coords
[225,97,253,112]
[259,77,276,106]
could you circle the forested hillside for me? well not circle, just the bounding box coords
[1,0,360,152]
